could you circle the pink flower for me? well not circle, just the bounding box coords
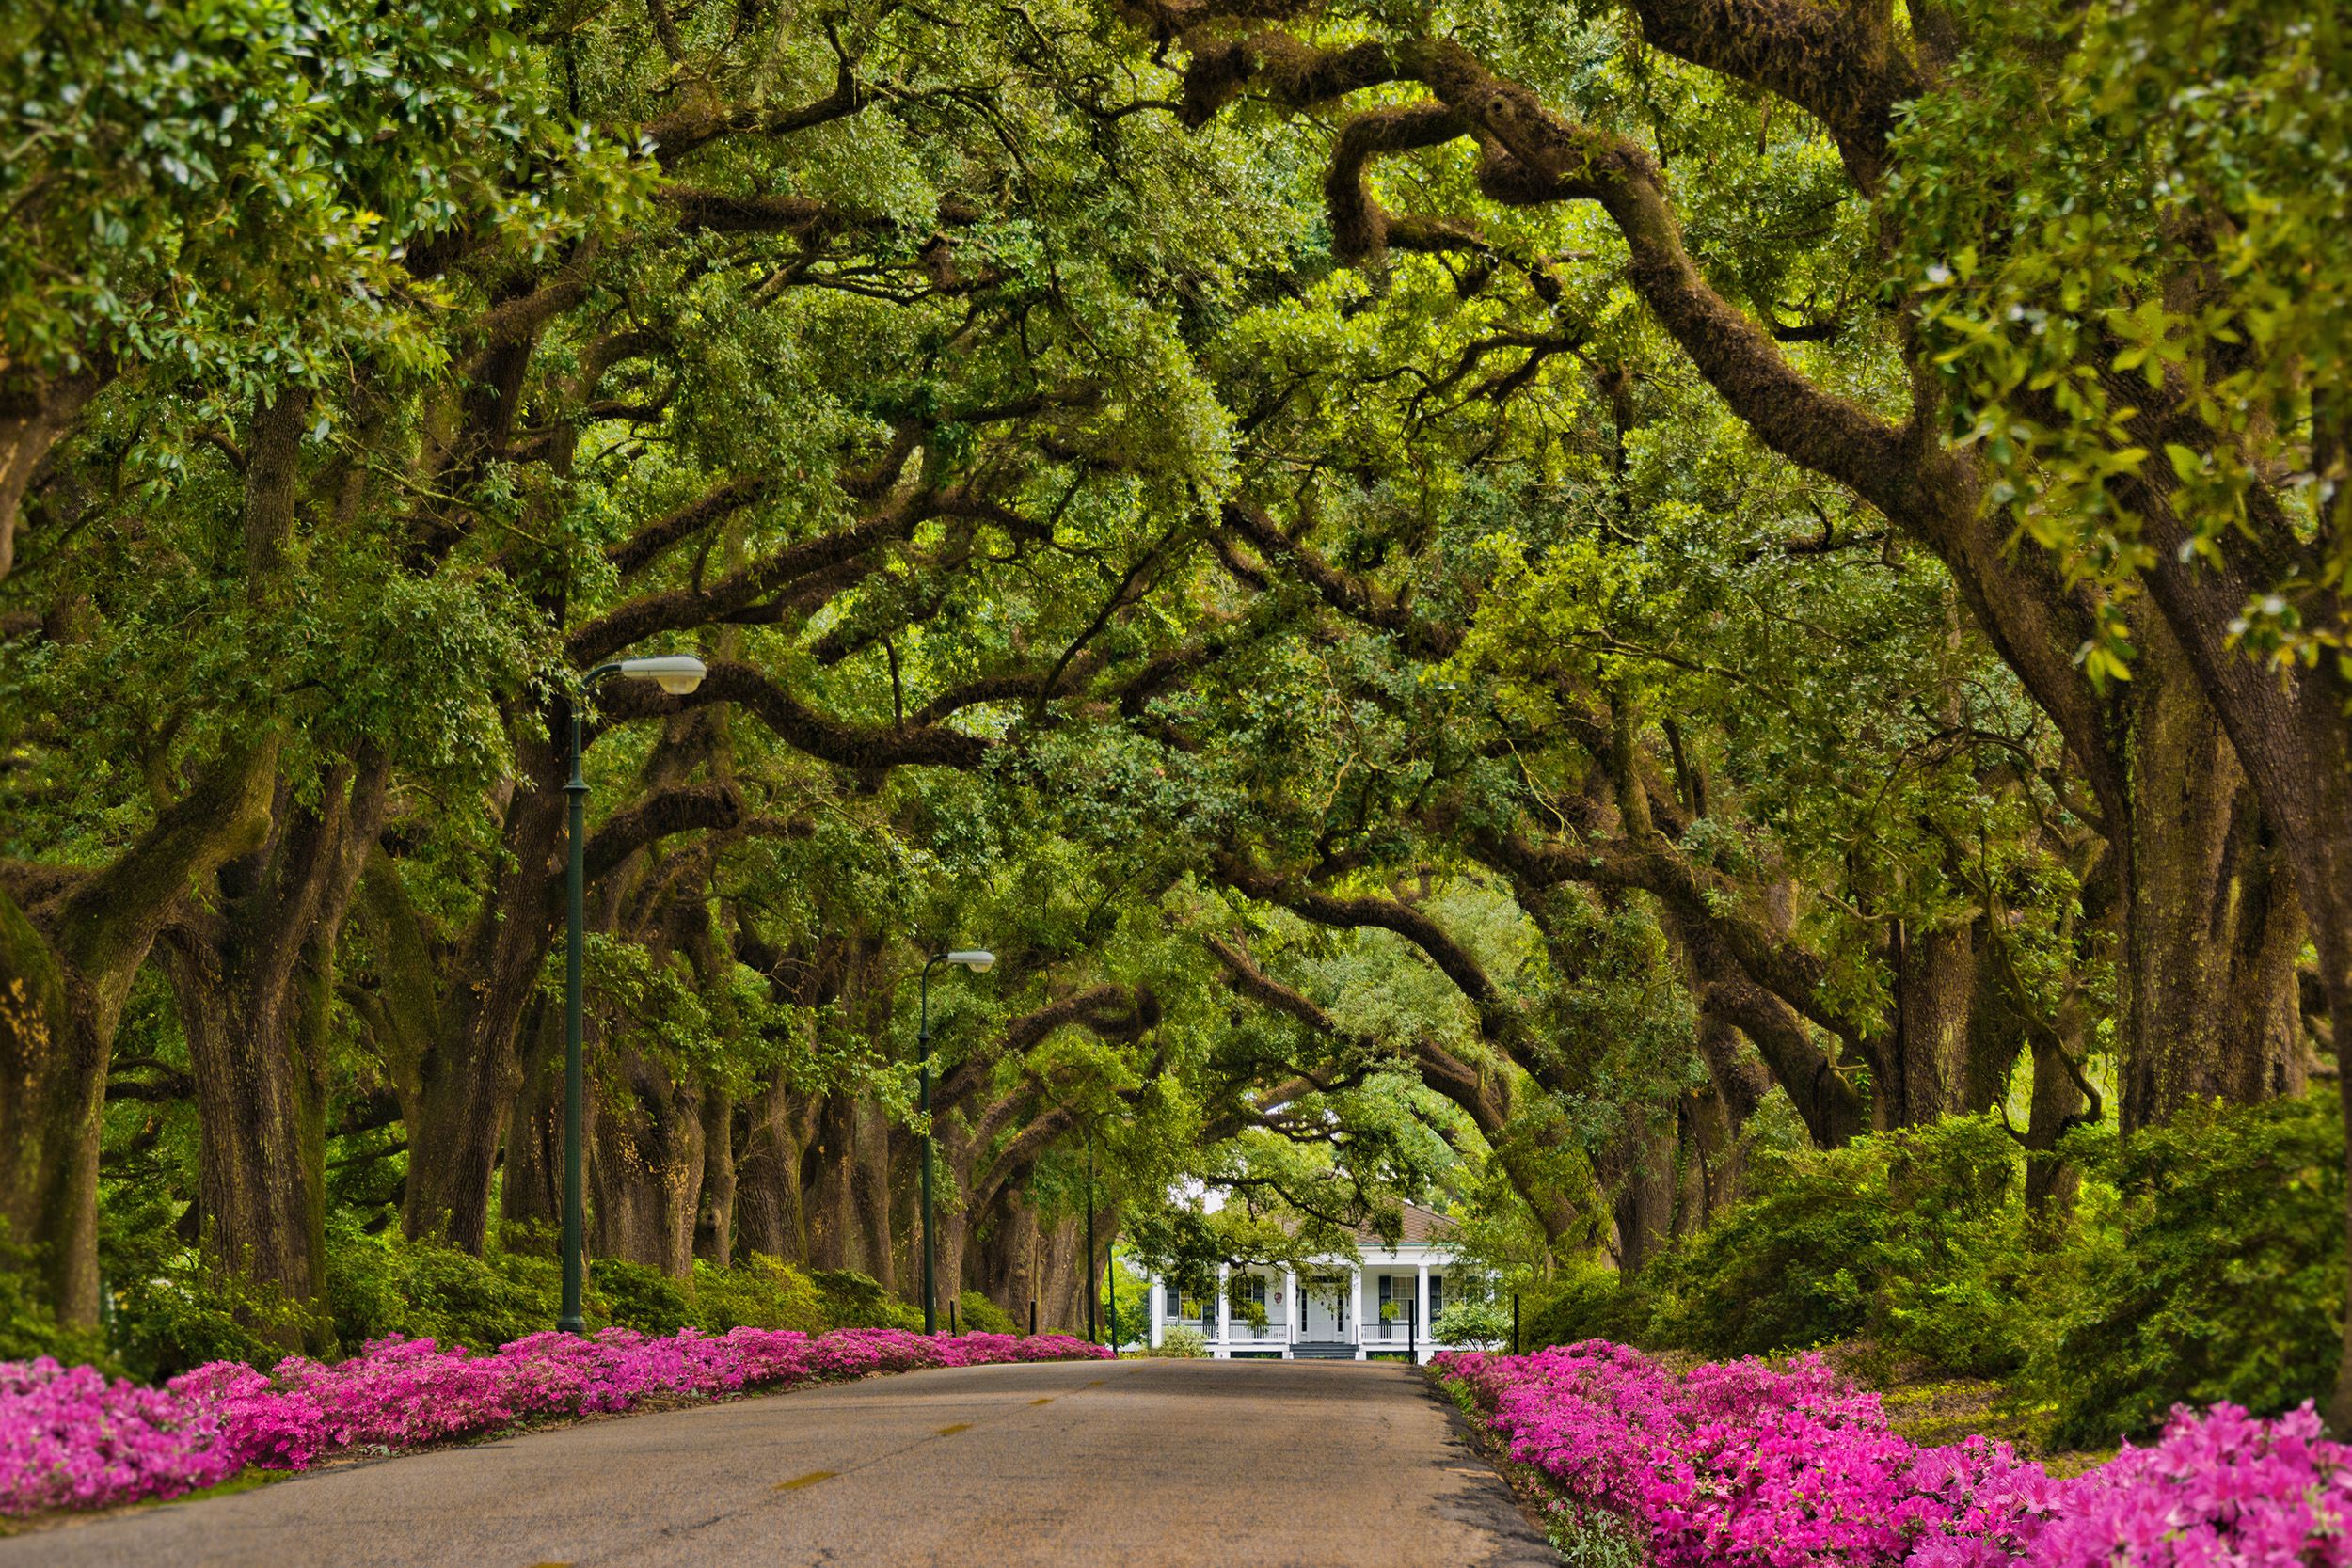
[1433,1344,2352,1567]
[1,1328,1107,1516]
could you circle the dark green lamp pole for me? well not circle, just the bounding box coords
[917,948,994,1335]
[1084,1135,1097,1344]
[559,654,707,1334]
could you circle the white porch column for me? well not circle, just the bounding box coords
[1349,1267,1364,1359]
[1416,1262,1431,1363]
[1216,1262,1232,1352]
[1282,1266,1297,1354]
[1149,1271,1164,1349]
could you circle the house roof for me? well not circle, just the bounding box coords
[1351,1200,1456,1248]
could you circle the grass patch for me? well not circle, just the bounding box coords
[1824,1340,2116,1473]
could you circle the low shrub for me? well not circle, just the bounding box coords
[94,1222,921,1373]
[1137,1324,1208,1358]
[590,1259,696,1337]
[1433,1295,1512,1348]
[2022,1091,2344,1446]
[1521,1092,2344,1447]
[955,1291,1016,1335]
[0,1227,109,1372]
[809,1269,923,1331]
[325,1227,566,1356]
[1643,1115,2030,1373]
[692,1256,826,1333]
[1523,1262,1657,1353]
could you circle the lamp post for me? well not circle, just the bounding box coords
[1085,1135,1097,1344]
[918,948,993,1334]
[558,655,707,1334]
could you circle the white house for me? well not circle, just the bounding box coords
[1141,1201,1470,1363]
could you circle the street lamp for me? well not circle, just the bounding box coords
[918,949,993,1335]
[558,654,707,1334]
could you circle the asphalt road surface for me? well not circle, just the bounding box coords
[1,1358,1557,1568]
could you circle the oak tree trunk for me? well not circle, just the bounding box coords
[585,1043,704,1278]
[695,1090,734,1266]
[499,998,563,1235]
[0,738,276,1324]
[733,1075,812,1263]
[1887,919,1981,1127]
[2120,627,2306,1129]
[403,777,564,1249]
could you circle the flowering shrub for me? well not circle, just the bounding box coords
[1437,1340,2352,1567]
[1,1327,1106,1516]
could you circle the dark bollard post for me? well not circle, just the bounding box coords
[1512,1293,1520,1354]
[1030,1298,1039,1336]
[1408,1303,1417,1364]
[949,1300,958,1336]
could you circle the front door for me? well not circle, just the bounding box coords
[1299,1275,1349,1341]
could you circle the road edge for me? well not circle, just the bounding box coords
[1415,1369,1564,1567]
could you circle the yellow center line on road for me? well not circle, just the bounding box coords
[770,1376,1109,1504]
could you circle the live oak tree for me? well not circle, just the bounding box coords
[1101,0,2349,1407]
[3,0,1263,1328]
[3,0,2344,1426]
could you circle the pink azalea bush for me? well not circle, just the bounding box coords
[2,1327,1106,1516]
[1436,1340,2352,1567]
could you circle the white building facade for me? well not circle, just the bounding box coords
[1140,1202,1470,1364]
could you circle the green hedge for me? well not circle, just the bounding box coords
[39,1213,920,1380]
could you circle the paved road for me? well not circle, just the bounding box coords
[2,1358,1554,1567]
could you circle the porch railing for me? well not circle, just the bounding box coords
[1213,1318,1290,1344]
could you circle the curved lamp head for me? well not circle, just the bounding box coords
[617,655,707,696]
[945,949,995,973]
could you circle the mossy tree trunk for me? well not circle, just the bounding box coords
[2119,626,2307,1130]
[159,754,388,1346]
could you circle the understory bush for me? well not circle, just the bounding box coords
[1432,1295,1512,1347]
[1438,1341,2352,1568]
[0,1226,108,1372]
[1523,1261,1658,1353]
[955,1290,1016,1335]
[808,1269,924,1331]
[589,1259,697,1336]
[87,1216,916,1378]
[1137,1324,1208,1358]
[2,1326,1110,1516]
[692,1256,827,1333]
[1524,1090,2344,1445]
[326,1227,567,1362]
[2021,1092,2344,1448]
[1643,1114,2032,1373]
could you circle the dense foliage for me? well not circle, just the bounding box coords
[1,0,2345,1488]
